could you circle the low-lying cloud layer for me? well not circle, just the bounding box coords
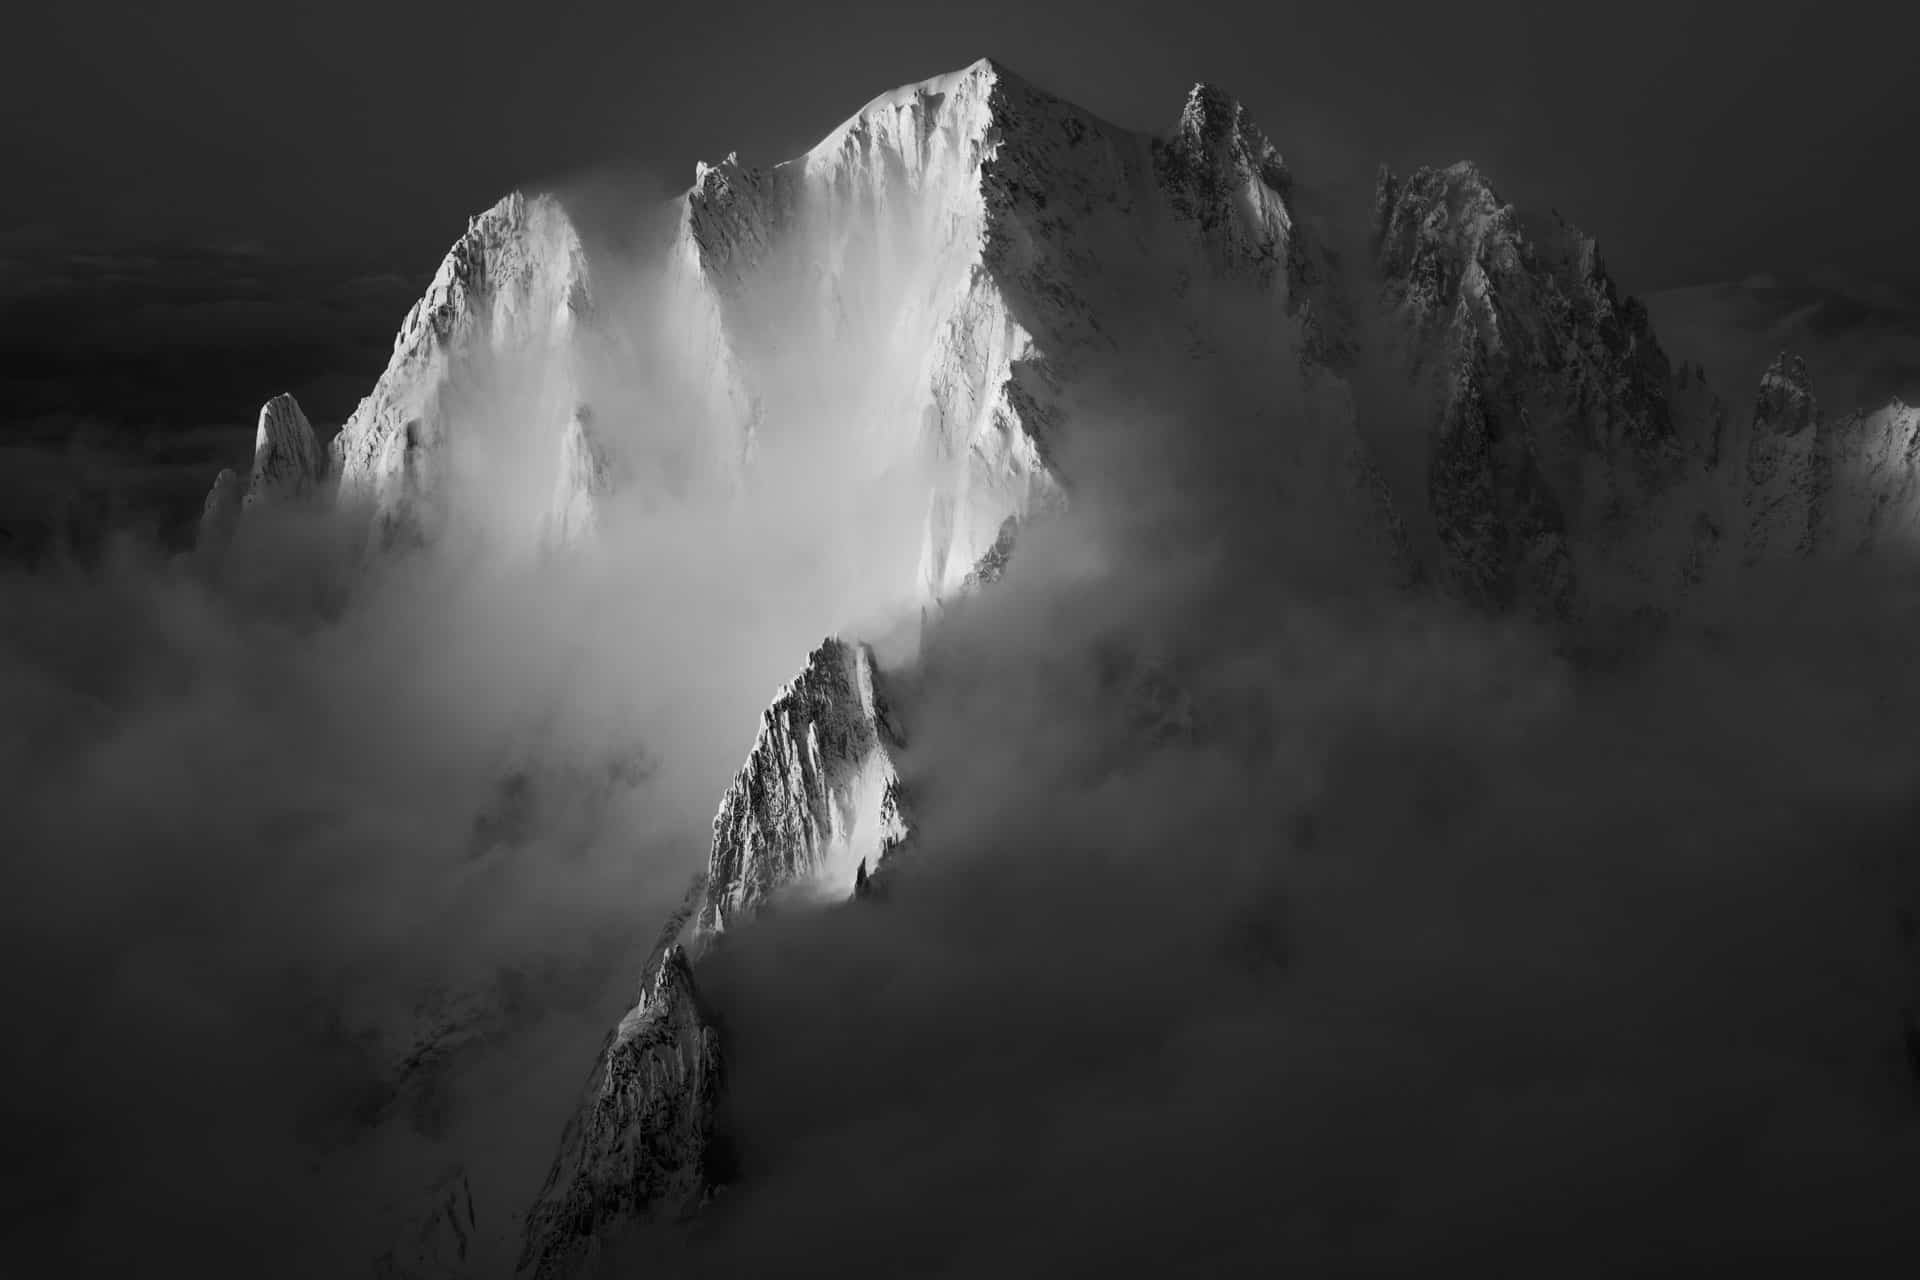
[610,356,1920,1275]
[6,166,1920,1280]
[0,170,999,1274]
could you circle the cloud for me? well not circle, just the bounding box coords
[7,157,1920,1280]
[591,337,1920,1276]
[0,163,1022,1273]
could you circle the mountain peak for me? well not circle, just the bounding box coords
[650,944,696,1006]
[1169,81,1291,196]
[701,637,909,933]
[245,392,323,507]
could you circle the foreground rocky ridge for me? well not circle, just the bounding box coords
[514,637,908,1273]
[516,942,722,1280]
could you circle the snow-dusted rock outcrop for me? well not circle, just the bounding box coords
[700,637,910,933]
[1364,159,1920,628]
[246,392,325,506]
[1798,396,1920,556]
[516,942,722,1280]
[517,637,913,1273]
[1371,162,1706,618]
[1722,355,1920,565]
[193,391,325,560]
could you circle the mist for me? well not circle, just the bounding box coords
[5,130,1920,1280]
[603,285,1920,1273]
[0,163,972,1275]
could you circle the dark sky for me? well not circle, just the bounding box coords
[6,0,1917,295]
[4,0,1917,557]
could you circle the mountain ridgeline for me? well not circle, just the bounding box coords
[194,59,1920,1274]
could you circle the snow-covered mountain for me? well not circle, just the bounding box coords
[193,56,1920,1275]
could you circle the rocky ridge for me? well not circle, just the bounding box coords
[514,637,909,1274]
[515,944,723,1280]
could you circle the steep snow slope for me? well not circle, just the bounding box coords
[512,637,908,1274]
[1364,162,1920,631]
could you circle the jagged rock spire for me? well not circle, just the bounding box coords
[1168,82,1292,200]
[1155,81,1295,274]
[194,392,324,563]
[701,637,910,933]
[245,392,324,506]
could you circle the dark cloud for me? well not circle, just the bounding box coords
[0,518,692,1273]
[612,493,1920,1280]
[0,176,1022,1272]
[576,304,1920,1274]
[5,27,1919,1266]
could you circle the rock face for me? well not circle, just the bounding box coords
[516,943,723,1280]
[516,638,912,1273]
[700,637,910,933]
[329,192,590,549]
[194,392,325,560]
[1370,162,1704,618]
[246,392,325,506]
